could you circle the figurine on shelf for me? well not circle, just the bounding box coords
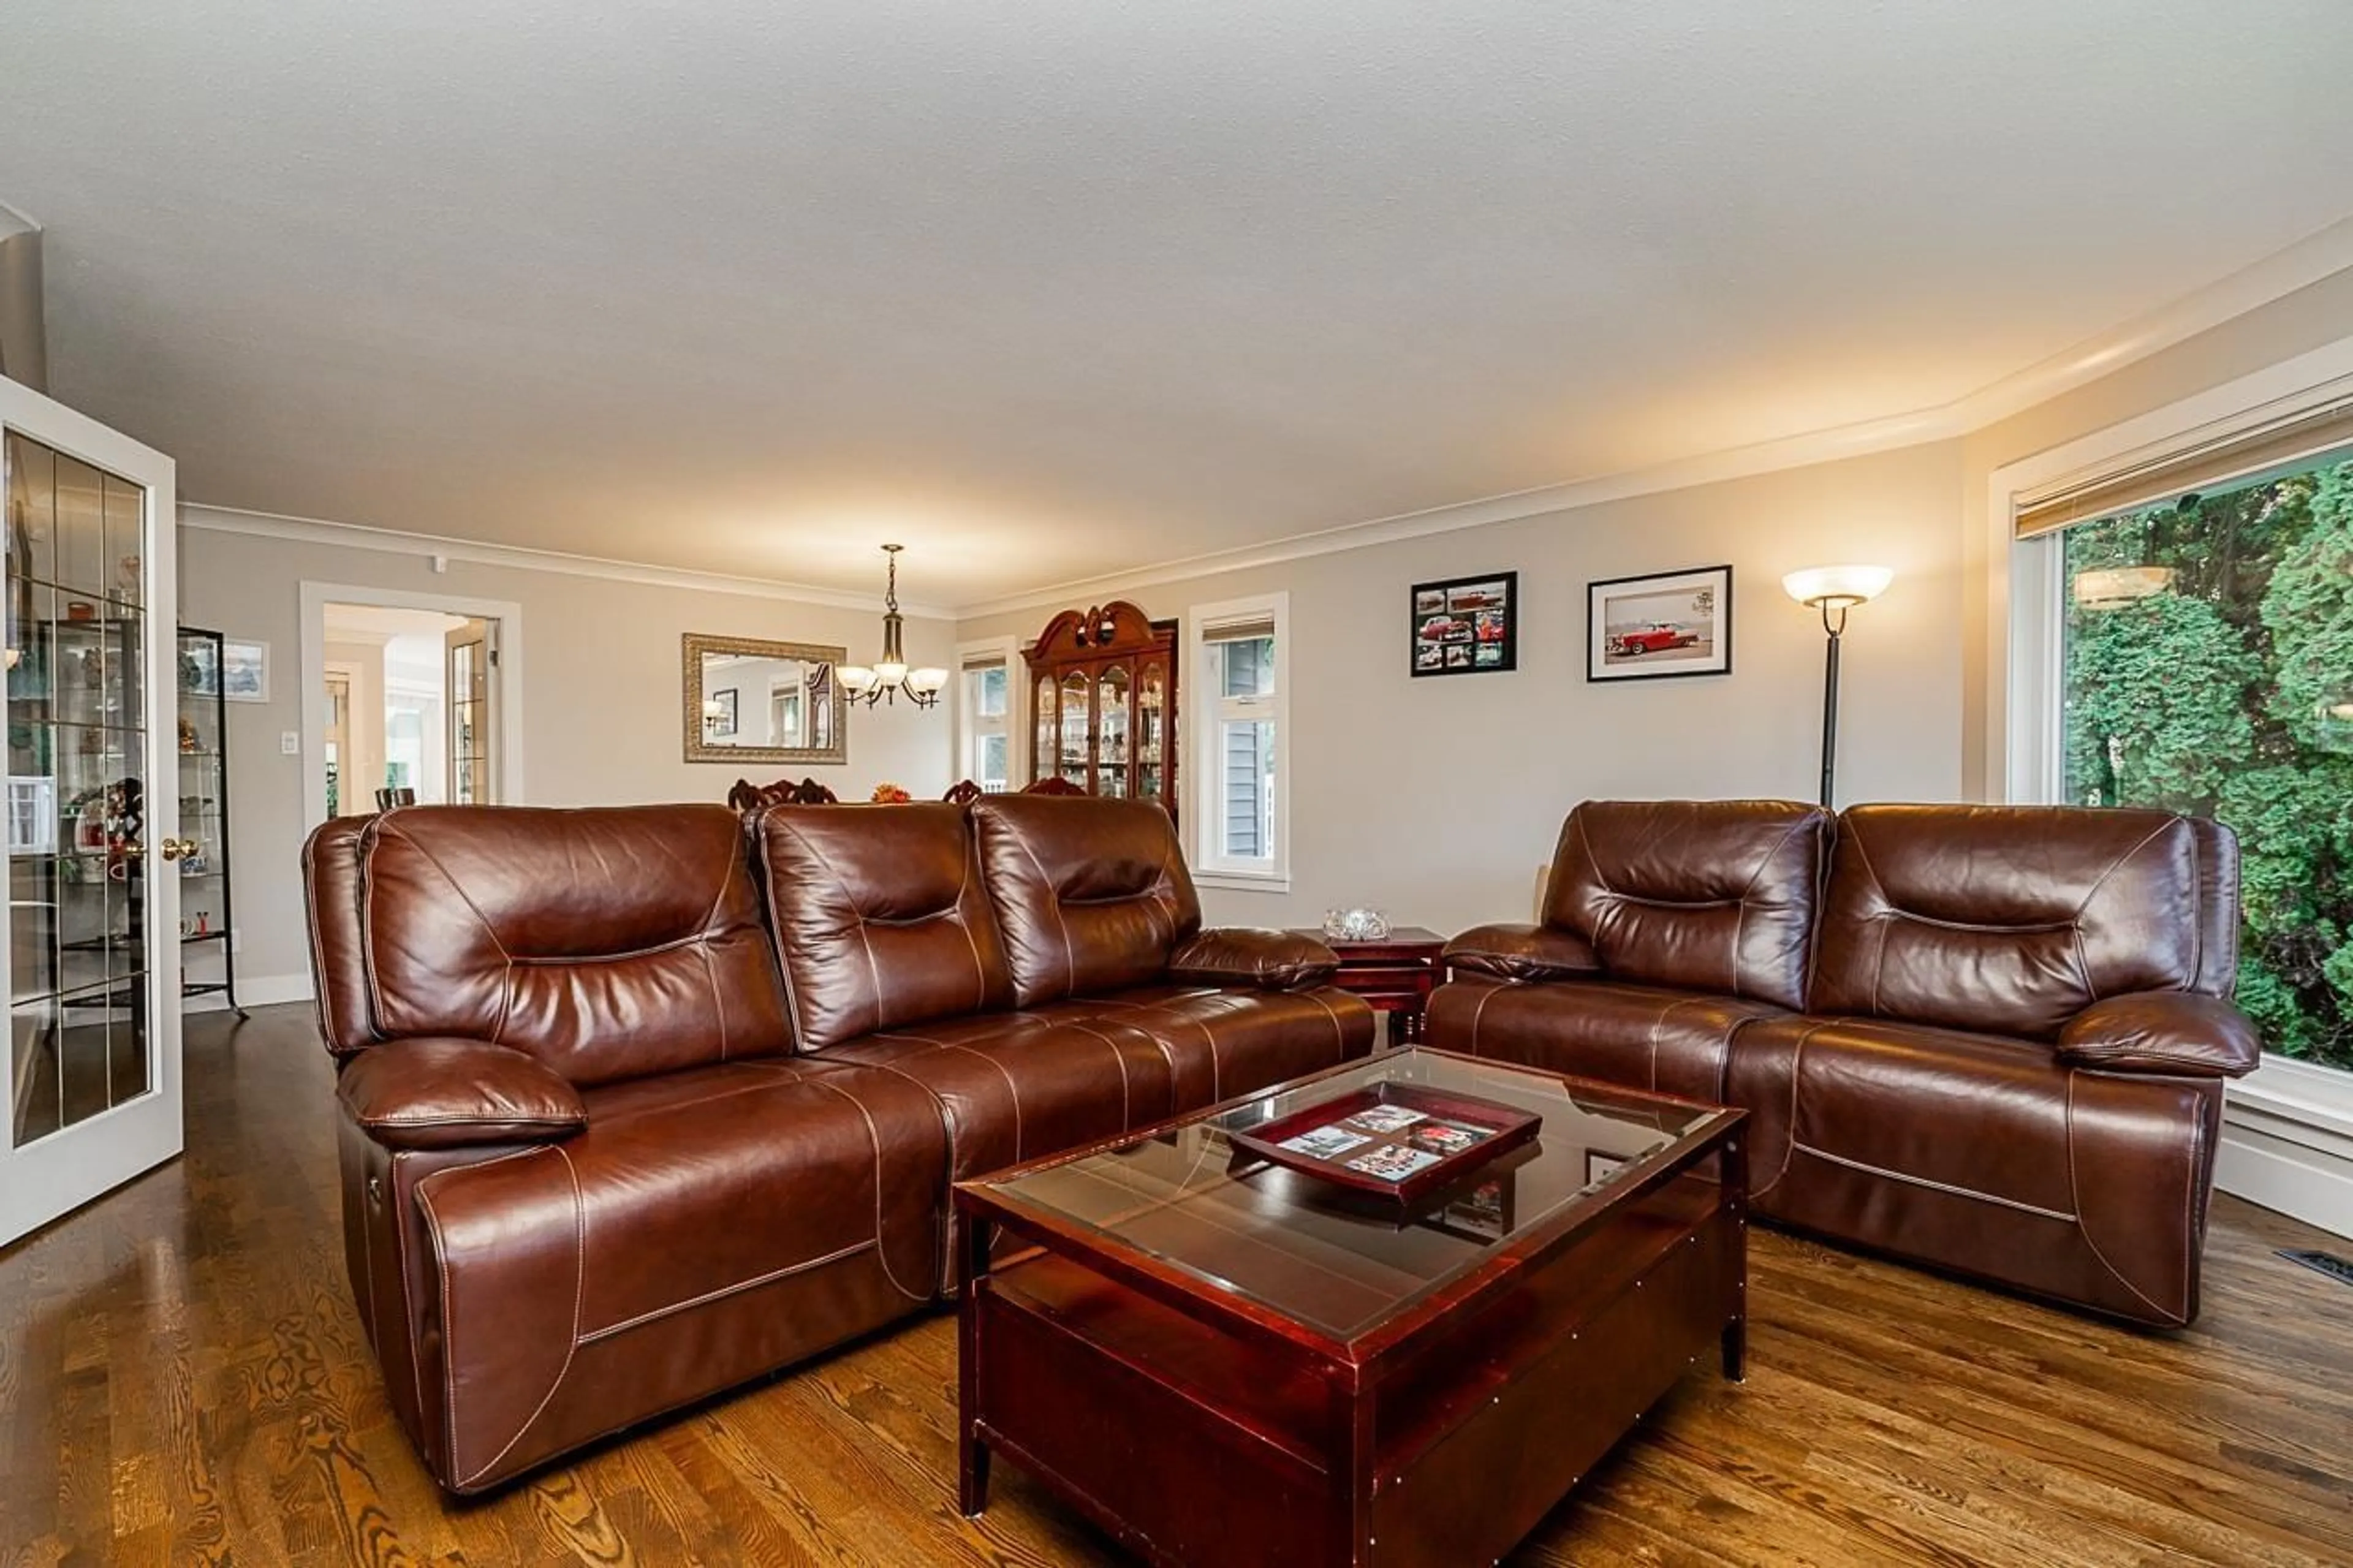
[179,717,200,753]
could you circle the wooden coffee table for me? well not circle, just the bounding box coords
[954,1048,1747,1568]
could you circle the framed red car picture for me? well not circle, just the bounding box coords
[1410,570,1517,678]
[1587,564,1733,681]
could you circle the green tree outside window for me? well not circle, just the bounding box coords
[2064,458,2353,1070]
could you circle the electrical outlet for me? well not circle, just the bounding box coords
[280,730,300,755]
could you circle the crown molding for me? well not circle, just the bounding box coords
[957,218,2353,621]
[953,403,1963,620]
[178,502,954,619]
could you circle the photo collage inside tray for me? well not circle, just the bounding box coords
[1273,1099,1500,1183]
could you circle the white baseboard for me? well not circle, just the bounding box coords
[182,971,314,1014]
[2218,1056,2353,1243]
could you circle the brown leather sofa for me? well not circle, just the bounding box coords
[304,795,1373,1493]
[1426,799,2260,1328]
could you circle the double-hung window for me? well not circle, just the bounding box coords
[956,639,1017,792]
[1190,594,1289,885]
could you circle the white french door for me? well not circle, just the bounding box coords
[0,376,181,1247]
[445,616,496,805]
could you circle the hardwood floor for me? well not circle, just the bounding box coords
[5,1004,2352,1566]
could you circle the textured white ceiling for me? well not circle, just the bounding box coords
[4,1,2352,605]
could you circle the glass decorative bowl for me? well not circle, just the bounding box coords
[1322,907,1391,942]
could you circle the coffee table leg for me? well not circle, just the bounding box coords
[958,1212,992,1516]
[1721,1134,1748,1384]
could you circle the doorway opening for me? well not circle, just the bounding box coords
[320,603,492,814]
[298,583,525,828]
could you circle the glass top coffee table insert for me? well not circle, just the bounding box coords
[983,1047,1723,1343]
[955,1047,1749,1568]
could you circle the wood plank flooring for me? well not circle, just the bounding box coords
[4,1004,2352,1566]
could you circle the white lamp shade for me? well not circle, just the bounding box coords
[837,665,879,695]
[906,667,949,696]
[874,659,909,685]
[1783,564,1893,607]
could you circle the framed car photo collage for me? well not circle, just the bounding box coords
[1409,570,1517,678]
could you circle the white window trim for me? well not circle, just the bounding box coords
[1187,591,1291,892]
[953,634,1023,790]
[1985,332,2353,805]
[1988,330,2353,1244]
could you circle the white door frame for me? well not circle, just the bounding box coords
[297,582,525,827]
[0,375,182,1246]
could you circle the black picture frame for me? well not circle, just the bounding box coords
[1586,564,1734,682]
[1409,570,1518,678]
[710,687,740,738]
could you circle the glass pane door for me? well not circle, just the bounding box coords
[445,619,493,805]
[7,434,148,1145]
[1,381,180,1249]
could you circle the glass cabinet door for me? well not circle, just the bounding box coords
[1033,673,1056,784]
[1058,671,1091,786]
[176,628,235,1008]
[1096,665,1131,798]
[1136,661,1166,805]
[7,434,153,1145]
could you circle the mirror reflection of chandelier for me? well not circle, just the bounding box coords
[838,544,947,709]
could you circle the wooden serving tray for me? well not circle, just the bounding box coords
[1226,1082,1542,1208]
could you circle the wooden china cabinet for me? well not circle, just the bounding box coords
[1023,600,1178,822]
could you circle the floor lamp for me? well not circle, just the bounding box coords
[1781,565,1893,807]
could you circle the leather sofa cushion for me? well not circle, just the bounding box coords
[1812,805,2230,1040]
[819,1013,1181,1181]
[411,1057,947,1491]
[971,796,1203,1007]
[336,1037,587,1149]
[1729,1013,2221,1326]
[754,803,1014,1051]
[1165,929,1339,990]
[1078,985,1376,1107]
[1423,975,1784,1102]
[1544,800,1829,1011]
[303,815,376,1056]
[361,805,793,1085]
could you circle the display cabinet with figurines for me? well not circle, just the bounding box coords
[174,627,241,1013]
[1023,599,1178,822]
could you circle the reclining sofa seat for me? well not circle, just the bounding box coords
[1427,799,2259,1328]
[306,797,1371,1494]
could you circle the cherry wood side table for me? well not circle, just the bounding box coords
[1290,926,1447,1046]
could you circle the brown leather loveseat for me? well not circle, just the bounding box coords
[1425,799,2259,1328]
[304,795,1373,1493]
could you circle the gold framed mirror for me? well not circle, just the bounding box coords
[682,633,849,765]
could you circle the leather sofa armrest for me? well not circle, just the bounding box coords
[2056,992,2262,1079]
[336,1037,589,1150]
[1167,928,1340,991]
[1444,923,1602,982]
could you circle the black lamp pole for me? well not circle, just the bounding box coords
[1816,598,1852,807]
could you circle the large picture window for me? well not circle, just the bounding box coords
[2059,447,2353,1071]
